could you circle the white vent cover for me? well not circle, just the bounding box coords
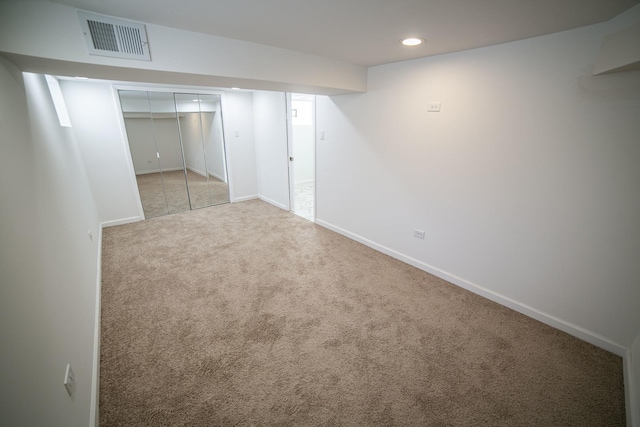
[78,12,151,61]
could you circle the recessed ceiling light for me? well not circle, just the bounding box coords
[402,37,424,47]
[231,87,240,90]
[74,76,89,80]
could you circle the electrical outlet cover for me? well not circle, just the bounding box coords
[64,364,75,397]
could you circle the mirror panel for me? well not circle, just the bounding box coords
[119,90,169,218]
[119,89,230,219]
[175,93,211,209]
[199,94,230,206]
[148,92,190,215]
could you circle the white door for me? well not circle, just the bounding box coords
[287,93,316,221]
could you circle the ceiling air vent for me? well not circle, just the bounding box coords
[78,12,151,61]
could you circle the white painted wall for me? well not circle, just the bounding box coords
[120,93,226,179]
[253,91,290,210]
[0,59,100,427]
[315,8,640,352]
[204,109,227,182]
[292,125,314,183]
[222,90,258,201]
[60,81,259,223]
[60,80,142,224]
[123,118,159,173]
[178,113,207,176]
[594,21,640,74]
[123,118,184,173]
[0,1,366,95]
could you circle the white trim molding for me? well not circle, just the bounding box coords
[208,170,226,182]
[258,195,288,211]
[233,194,259,203]
[135,167,183,175]
[89,224,104,427]
[186,166,207,178]
[315,218,627,355]
[101,216,142,228]
[315,217,637,423]
[627,335,640,427]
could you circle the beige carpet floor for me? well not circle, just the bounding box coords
[136,170,230,218]
[100,200,625,426]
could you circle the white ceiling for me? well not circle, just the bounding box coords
[48,0,639,67]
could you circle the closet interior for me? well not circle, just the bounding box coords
[118,90,229,218]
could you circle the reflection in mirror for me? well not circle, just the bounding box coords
[199,94,230,206]
[119,89,230,219]
[175,93,209,209]
[175,93,230,209]
[148,92,190,215]
[119,90,170,218]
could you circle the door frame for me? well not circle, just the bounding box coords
[286,92,316,221]
[286,92,295,213]
[113,84,232,217]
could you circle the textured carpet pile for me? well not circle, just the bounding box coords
[100,200,625,426]
[136,170,230,218]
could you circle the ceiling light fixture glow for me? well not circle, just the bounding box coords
[74,76,89,80]
[402,37,424,46]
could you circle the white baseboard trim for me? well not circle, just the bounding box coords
[208,170,226,182]
[101,216,142,228]
[233,194,259,203]
[626,336,640,427]
[89,223,104,427]
[136,167,183,175]
[258,195,288,211]
[314,218,627,357]
[316,218,637,420]
[623,348,638,427]
[186,166,207,178]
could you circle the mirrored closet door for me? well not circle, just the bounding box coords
[118,90,230,219]
[175,93,229,209]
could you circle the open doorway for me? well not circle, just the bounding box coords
[287,93,315,221]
